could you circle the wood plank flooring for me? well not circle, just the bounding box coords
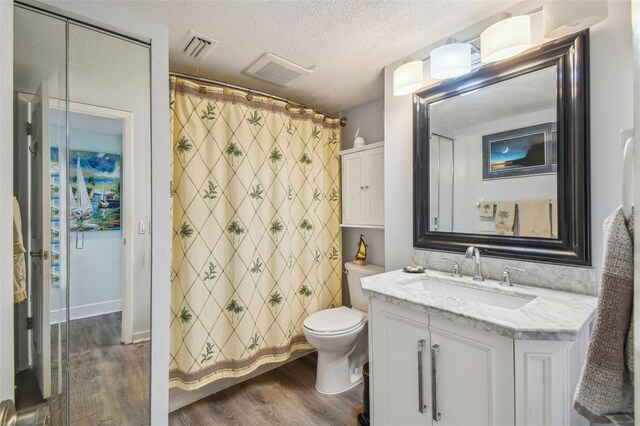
[169,353,364,426]
[66,312,150,425]
[15,313,150,425]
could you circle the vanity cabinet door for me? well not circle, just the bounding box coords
[342,152,366,225]
[371,299,431,425]
[429,318,515,426]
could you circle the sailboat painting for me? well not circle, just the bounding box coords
[67,149,121,231]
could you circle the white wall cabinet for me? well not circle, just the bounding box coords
[370,299,590,426]
[340,142,384,227]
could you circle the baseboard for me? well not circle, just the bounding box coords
[132,330,150,343]
[169,348,315,412]
[50,299,122,324]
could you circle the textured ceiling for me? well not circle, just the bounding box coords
[98,0,519,113]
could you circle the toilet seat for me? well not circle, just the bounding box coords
[303,306,364,335]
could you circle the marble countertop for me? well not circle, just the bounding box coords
[361,268,598,341]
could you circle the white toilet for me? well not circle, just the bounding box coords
[303,261,384,394]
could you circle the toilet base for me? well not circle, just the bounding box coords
[314,350,363,394]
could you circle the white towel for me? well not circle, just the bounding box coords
[495,202,515,235]
[517,200,551,238]
[479,201,494,218]
[13,197,27,303]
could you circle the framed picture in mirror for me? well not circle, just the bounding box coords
[482,122,557,180]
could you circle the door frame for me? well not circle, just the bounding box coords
[16,97,136,345]
[0,0,16,401]
[65,102,135,344]
[0,1,170,423]
[632,0,640,416]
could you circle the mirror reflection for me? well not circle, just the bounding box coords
[13,5,151,425]
[428,65,558,238]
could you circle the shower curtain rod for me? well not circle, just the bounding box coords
[169,71,344,124]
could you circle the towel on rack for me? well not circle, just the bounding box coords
[479,201,494,218]
[574,207,634,423]
[495,202,515,235]
[13,197,27,304]
[551,199,558,238]
[518,200,551,238]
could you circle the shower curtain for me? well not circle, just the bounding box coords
[169,76,343,390]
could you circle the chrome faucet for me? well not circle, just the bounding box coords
[465,246,484,281]
[441,259,462,278]
[501,266,527,286]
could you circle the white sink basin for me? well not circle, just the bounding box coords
[404,279,534,310]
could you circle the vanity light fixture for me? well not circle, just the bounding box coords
[480,15,531,63]
[430,40,472,80]
[543,0,608,38]
[393,59,423,96]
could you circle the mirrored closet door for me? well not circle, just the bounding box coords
[13,4,152,424]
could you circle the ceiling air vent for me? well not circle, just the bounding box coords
[182,30,219,61]
[244,53,314,86]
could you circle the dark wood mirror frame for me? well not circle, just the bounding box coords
[413,31,590,266]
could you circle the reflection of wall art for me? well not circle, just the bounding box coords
[50,154,61,289]
[482,122,556,180]
[51,148,121,231]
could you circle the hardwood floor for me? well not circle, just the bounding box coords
[169,353,365,426]
[66,312,150,425]
[15,312,150,425]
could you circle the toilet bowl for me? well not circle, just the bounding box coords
[303,261,384,394]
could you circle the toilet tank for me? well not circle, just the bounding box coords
[345,262,385,312]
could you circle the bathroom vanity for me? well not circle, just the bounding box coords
[363,269,597,426]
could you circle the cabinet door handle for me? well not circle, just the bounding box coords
[431,344,442,421]
[417,339,427,414]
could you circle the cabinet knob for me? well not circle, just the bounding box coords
[365,185,369,189]
[360,186,364,190]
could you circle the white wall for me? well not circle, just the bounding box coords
[340,98,385,304]
[450,108,557,234]
[384,1,633,293]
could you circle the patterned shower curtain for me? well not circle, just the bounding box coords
[169,76,343,390]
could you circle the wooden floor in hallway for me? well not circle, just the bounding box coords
[169,353,365,426]
[66,312,150,425]
[15,312,150,425]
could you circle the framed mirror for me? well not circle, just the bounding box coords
[413,31,590,265]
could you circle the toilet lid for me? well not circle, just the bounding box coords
[303,306,364,334]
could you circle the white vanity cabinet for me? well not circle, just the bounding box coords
[371,300,514,426]
[340,142,384,227]
[370,298,590,426]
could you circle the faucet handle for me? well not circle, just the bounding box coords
[501,266,527,286]
[441,259,462,278]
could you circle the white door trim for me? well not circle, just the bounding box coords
[0,0,15,401]
[632,0,640,415]
[66,101,135,344]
